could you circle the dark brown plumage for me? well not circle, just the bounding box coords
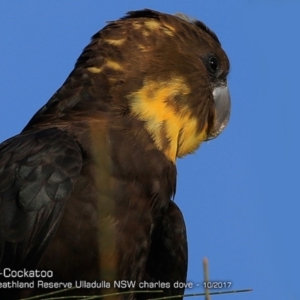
[0,9,230,300]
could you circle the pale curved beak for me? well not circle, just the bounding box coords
[207,85,231,140]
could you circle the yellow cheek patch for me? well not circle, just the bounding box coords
[177,121,208,158]
[129,77,207,161]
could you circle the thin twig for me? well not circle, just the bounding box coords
[203,258,210,300]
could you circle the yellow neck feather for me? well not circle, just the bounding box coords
[128,76,208,162]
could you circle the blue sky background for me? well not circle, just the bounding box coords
[0,1,299,299]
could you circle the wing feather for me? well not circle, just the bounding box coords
[0,128,82,269]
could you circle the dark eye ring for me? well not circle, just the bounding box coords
[208,56,219,73]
